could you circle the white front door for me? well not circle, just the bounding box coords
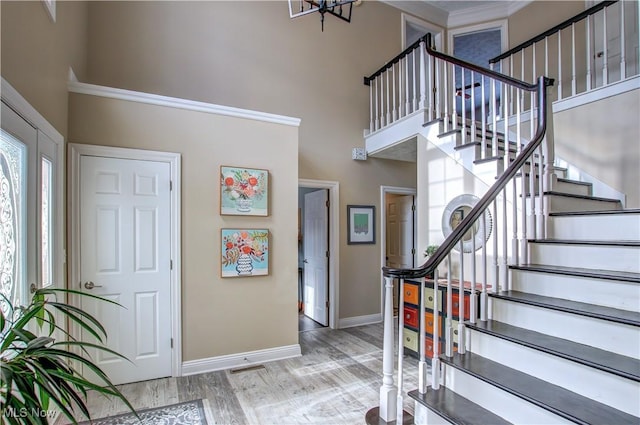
[386,195,415,269]
[303,189,329,326]
[79,155,172,384]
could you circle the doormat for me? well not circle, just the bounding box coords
[78,399,211,425]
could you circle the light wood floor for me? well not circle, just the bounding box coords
[59,322,426,424]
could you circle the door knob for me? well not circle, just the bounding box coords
[84,281,102,290]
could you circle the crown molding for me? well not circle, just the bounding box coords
[383,1,533,29]
[67,81,302,128]
[447,1,532,28]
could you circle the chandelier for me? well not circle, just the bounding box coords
[288,0,360,31]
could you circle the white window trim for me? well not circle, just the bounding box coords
[401,13,445,51]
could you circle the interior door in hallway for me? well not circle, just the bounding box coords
[79,155,172,385]
[386,195,415,269]
[303,189,329,326]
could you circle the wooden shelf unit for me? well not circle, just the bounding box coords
[402,278,485,359]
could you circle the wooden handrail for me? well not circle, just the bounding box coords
[383,33,554,279]
[489,0,617,64]
[363,34,429,86]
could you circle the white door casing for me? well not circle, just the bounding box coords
[69,144,181,385]
[303,189,329,326]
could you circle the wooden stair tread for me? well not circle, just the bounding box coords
[490,290,640,326]
[408,387,512,425]
[510,263,640,283]
[541,191,622,203]
[528,238,640,247]
[442,352,640,425]
[550,209,640,216]
[466,320,640,381]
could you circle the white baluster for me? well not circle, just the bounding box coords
[491,78,498,158]
[419,40,427,111]
[501,186,508,295]
[492,200,499,295]
[536,144,545,240]
[443,61,450,131]
[418,277,428,394]
[452,65,458,130]
[405,56,411,116]
[386,68,391,126]
[518,90,528,265]
[558,31,563,100]
[427,55,434,120]
[620,1,626,80]
[586,15,592,91]
[471,72,477,146]
[445,265,453,357]
[392,63,397,122]
[571,23,577,96]
[461,67,466,145]
[369,82,373,133]
[379,276,397,422]
[542,79,555,239]
[459,237,470,355]
[396,278,405,425]
[531,43,537,140]
[435,58,441,119]
[431,269,441,390]
[411,49,418,112]
[603,7,609,85]
[481,75,487,159]
[374,78,380,131]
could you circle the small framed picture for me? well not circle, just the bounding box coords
[220,166,269,216]
[347,205,375,245]
[221,229,269,277]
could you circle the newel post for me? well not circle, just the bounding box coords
[541,77,555,239]
[379,276,398,422]
[418,40,427,111]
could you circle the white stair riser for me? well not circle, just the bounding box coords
[491,298,640,358]
[443,364,573,424]
[537,195,622,213]
[529,243,640,273]
[468,329,640,416]
[548,214,640,241]
[414,402,451,425]
[510,269,640,312]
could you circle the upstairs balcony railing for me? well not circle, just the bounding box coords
[364,33,555,423]
[489,0,639,103]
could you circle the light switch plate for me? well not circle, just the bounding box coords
[352,147,367,161]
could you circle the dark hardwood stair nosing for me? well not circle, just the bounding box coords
[550,209,640,217]
[441,352,640,425]
[466,319,640,382]
[527,238,640,247]
[408,387,512,425]
[509,263,640,283]
[490,290,640,327]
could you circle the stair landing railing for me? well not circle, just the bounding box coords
[365,33,555,423]
[489,0,639,103]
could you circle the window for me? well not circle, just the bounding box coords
[1,99,60,310]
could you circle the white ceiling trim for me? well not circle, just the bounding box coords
[447,1,532,28]
[383,1,533,30]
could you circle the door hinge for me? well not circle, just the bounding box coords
[170,260,173,270]
[411,204,416,212]
[170,180,173,191]
[326,301,330,308]
[171,338,174,348]
[326,250,330,258]
[326,200,330,207]
[411,248,416,255]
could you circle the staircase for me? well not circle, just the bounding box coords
[364,8,639,420]
[409,186,640,424]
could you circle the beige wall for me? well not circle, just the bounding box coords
[508,1,584,48]
[554,89,640,208]
[84,1,417,321]
[68,93,299,361]
[1,1,88,137]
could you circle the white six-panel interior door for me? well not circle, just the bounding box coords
[79,154,173,385]
[303,189,329,326]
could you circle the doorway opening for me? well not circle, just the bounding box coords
[380,186,416,318]
[298,179,339,330]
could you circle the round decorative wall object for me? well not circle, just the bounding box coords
[441,194,493,253]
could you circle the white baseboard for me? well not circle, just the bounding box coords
[338,313,382,329]
[181,344,301,376]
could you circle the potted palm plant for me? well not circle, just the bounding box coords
[0,287,136,424]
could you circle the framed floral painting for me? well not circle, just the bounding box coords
[220,166,269,216]
[221,229,269,277]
